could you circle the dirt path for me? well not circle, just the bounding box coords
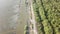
[29,0,38,34]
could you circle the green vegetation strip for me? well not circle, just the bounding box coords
[24,25,28,34]
[33,0,60,34]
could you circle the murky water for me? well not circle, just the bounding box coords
[0,0,30,34]
[0,0,20,34]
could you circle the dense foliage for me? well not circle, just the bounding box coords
[33,0,60,34]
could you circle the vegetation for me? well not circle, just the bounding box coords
[33,0,60,34]
[24,25,29,34]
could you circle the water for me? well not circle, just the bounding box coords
[0,0,20,34]
[0,0,30,34]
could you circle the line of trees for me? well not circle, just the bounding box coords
[33,0,60,34]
